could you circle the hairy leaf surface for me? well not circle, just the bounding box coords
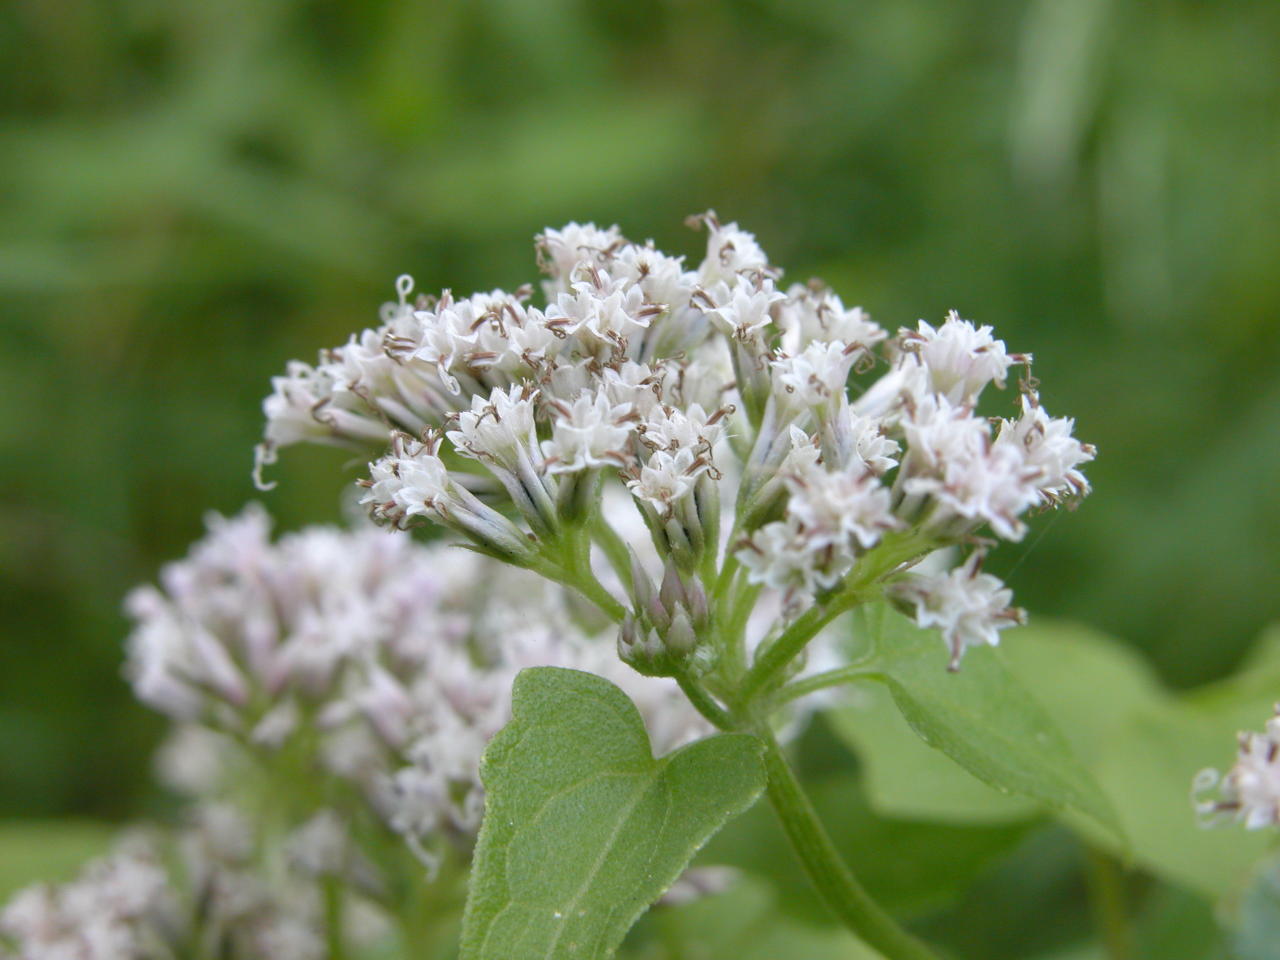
[460,667,766,960]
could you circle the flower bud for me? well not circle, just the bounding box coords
[629,549,653,609]
[666,608,697,656]
[618,563,714,677]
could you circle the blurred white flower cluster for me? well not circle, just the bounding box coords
[124,506,705,868]
[5,214,1105,957]
[1195,705,1280,830]
[0,807,344,960]
[260,214,1094,671]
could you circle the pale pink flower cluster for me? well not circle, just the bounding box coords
[0,811,328,960]
[123,508,705,865]
[259,216,1094,670]
[1195,706,1280,829]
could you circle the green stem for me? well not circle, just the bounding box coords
[741,590,866,702]
[773,664,877,706]
[537,537,627,623]
[740,532,930,703]
[590,514,633,589]
[1085,847,1133,960]
[676,673,734,730]
[323,876,347,960]
[757,728,941,960]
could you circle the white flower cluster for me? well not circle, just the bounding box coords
[889,552,1026,670]
[124,507,705,865]
[1194,706,1280,830]
[260,215,1093,668]
[0,811,329,960]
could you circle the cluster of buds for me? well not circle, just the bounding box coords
[1195,705,1280,829]
[123,507,707,870]
[620,556,714,677]
[259,214,1094,677]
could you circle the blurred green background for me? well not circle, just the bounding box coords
[1,0,1277,829]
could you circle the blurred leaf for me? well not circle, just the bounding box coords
[461,667,766,960]
[1005,622,1275,897]
[829,606,1121,840]
[1132,883,1221,960]
[829,618,1279,898]
[1231,855,1280,960]
[827,683,1041,824]
[0,821,115,900]
[635,875,884,960]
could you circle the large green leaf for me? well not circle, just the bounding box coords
[636,875,885,960]
[832,605,1122,840]
[460,667,767,960]
[1003,622,1276,897]
[827,684,1041,824]
[829,617,1278,899]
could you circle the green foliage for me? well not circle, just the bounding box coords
[1232,855,1280,960]
[634,876,884,959]
[0,820,114,900]
[830,606,1120,839]
[3,0,1279,953]
[2,0,1278,821]
[460,667,766,960]
[833,617,1280,899]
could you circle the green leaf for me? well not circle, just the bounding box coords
[1232,855,1280,960]
[831,606,1122,840]
[827,683,1041,824]
[638,875,885,959]
[460,667,767,960]
[0,821,115,900]
[829,617,1277,898]
[1003,622,1274,897]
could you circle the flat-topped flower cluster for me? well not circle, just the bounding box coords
[259,215,1094,673]
[0,808,339,960]
[124,507,705,870]
[4,215,1110,959]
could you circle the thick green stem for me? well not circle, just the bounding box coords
[676,673,734,730]
[758,728,941,960]
[1085,847,1133,960]
[323,877,347,960]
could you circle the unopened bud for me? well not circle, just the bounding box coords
[659,558,687,613]
[629,549,654,609]
[617,616,670,677]
[621,566,715,678]
[684,577,710,631]
[647,592,672,631]
[666,608,697,656]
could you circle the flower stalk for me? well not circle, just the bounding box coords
[756,726,941,960]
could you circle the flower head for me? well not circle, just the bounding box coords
[1195,706,1280,829]
[890,552,1026,669]
[259,216,1094,670]
[125,507,707,864]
